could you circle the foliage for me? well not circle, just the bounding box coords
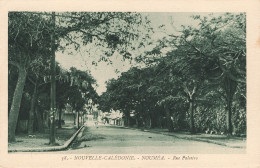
[99,13,246,135]
[8,11,150,140]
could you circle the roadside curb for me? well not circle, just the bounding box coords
[110,125,245,149]
[8,125,85,153]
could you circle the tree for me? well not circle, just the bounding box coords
[99,68,141,126]
[8,11,151,142]
[44,11,150,142]
[99,66,167,129]
[49,12,56,145]
[177,13,246,134]
[8,12,52,142]
[131,13,246,134]
[65,67,98,128]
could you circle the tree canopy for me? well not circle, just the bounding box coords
[98,13,246,135]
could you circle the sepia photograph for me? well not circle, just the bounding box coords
[7,11,246,154]
[1,0,260,168]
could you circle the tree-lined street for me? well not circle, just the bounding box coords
[8,12,246,153]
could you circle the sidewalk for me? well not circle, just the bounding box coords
[111,125,246,149]
[8,122,84,152]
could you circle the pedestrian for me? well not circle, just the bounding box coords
[95,121,98,128]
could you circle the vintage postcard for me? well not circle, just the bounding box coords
[0,0,260,167]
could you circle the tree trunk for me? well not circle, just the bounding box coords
[150,113,155,128]
[73,111,76,125]
[189,99,195,134]
[226,99,232,134]
[35,104,44,133]
[145,115,152,129]
[158,116,162,128]
[125,116,128,127]
[81,115,83,125]
[43,109,49,129]
[223,76,237,135]
[124,112,130,127]
[49,12,56,145]
[58,108,62,129]
[77,111,80,129]
[8,67,27,142]
[28,84,37,135]
[49,112,56,144]
[136,118,139,127]
[165,104,174,132]
[148,117,152,129]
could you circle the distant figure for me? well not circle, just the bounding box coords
[95,121,98,128]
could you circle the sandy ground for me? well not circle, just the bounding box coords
[8,123,77,150]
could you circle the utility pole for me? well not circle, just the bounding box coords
[49,12,56,145]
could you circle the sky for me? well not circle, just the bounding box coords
[56,12,217,95]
